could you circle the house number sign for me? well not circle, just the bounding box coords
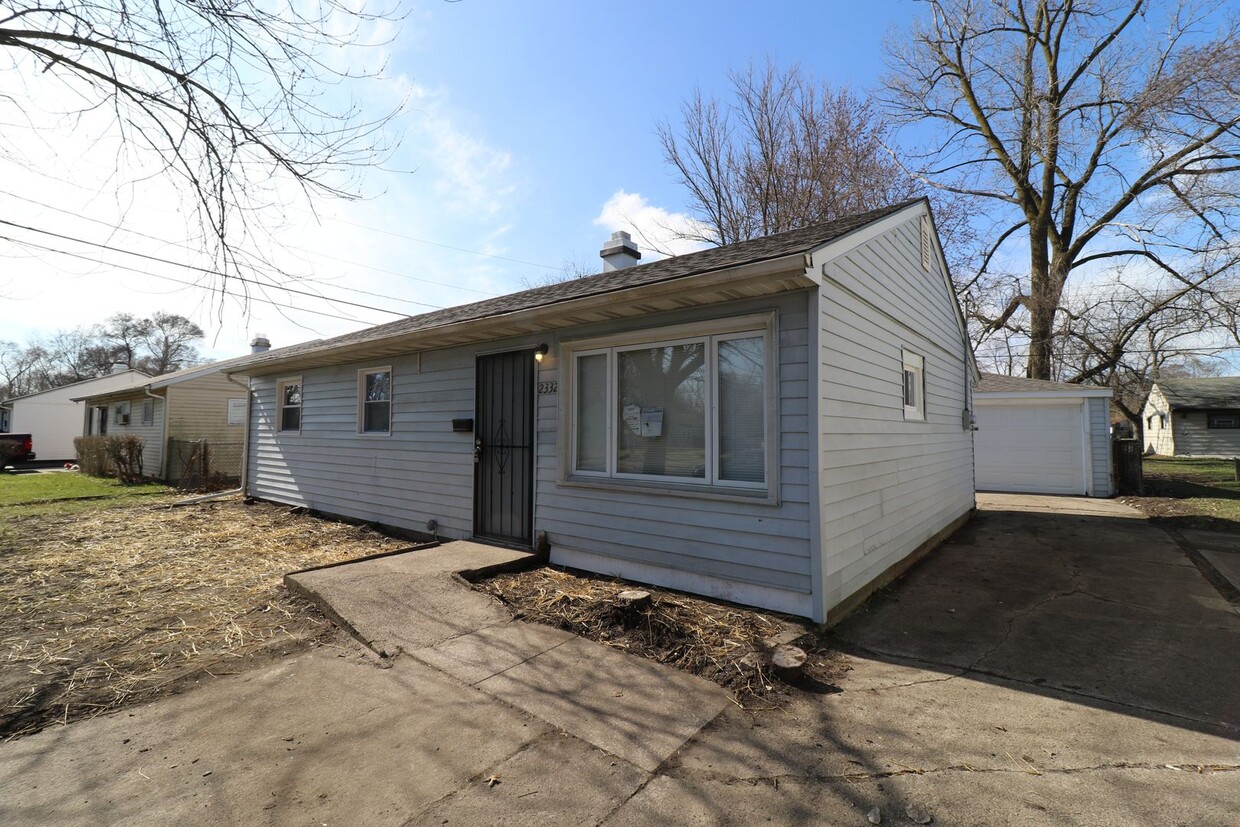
[537,381,558,394]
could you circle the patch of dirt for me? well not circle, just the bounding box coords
[478,566,849,708]
[0,496,410,740]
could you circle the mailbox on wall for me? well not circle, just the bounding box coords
[452,418,474,433]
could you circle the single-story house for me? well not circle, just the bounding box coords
[1143,378,1240,456]
[0,370,150,462]
[973,374,1114,497]
[229,199,976,623]
[74,344,269,481]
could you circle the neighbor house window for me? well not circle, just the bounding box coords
[568,315,772,491]
[227,398,246,426]
[277,378,302,432]
[1207,413,1240,429]
[113,401,131,426]
[358,367,392,434]
[902,351,925,421]
[141,399,154,425]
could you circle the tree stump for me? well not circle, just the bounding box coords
[771,645,807,677]
[615,590,652,609]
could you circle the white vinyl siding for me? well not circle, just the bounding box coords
[1143,386,1175,456]
[816,212,974,618]
[1164,410,1240,456]
[248,349,483,538]
[1087,396,1114,496]
[544,293,813,615]
[246,292,816,616]
[5,372,147,461]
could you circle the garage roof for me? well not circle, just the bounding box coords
[976,373,1112,398]
[1154,377,1240,410]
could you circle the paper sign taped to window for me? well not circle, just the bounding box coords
[623,404,641,434]
[639,408,663,438]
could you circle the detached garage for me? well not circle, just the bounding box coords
[974,374,1114,497]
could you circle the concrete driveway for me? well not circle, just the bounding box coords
[2,495,1237,826]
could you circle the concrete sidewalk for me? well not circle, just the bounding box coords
[287,541,730,772]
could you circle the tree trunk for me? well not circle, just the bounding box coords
[1027,234,1054,380]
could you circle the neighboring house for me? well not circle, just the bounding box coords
[74,344,268,481]
[1143,378,1240,456]
[229,199,976,624]
[0,371,151,462]
[974,374,1114,497]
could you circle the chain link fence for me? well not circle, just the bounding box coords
[167,438,243,491]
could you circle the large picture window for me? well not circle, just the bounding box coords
[358,367,392,434]
[569,316,773,491]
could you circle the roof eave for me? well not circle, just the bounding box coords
[231,252,815,376]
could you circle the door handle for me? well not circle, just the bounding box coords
[474,438,483,463]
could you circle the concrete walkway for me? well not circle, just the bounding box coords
[287,541,729,772]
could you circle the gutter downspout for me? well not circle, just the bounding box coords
[144,387,168,480]
[226,373,251,496]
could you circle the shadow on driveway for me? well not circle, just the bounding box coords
[830,497,1240,739]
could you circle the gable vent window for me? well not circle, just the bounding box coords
[920,214,932,272]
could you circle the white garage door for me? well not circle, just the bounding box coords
[974,401,1086,495]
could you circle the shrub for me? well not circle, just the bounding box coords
[106,435,146,484]
[74,436,112,477]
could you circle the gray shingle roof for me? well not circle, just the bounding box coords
[1155,378,1240,410]
[976,373,1109,395]
[237,198,925,371]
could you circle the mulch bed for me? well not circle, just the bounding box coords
[0,496,408,740]
[477,566,849,707]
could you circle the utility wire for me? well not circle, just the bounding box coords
[0,234,387,326]
[0,187,502,301]
[0,218,416,318]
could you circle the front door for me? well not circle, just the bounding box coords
[474,349,535,545]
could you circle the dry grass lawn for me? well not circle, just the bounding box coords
[0,493,408,740]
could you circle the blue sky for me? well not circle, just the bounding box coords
[2,1,917,359]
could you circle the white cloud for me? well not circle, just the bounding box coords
[592,191,711,260]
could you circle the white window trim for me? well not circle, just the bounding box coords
[227,398,246,426]
[141,399,155,426]
[357,366,393,436]
[276,376,303,434]
[902,350,925,421]
[562,312,778,499]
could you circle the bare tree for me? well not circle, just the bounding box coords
[886,0,1240,380]
[0,0,404,305]
[138,312,203,375]
[658,61,923,247]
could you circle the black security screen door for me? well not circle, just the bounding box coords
[474,349,535,545]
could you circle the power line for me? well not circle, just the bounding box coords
[0,218,414,319]
[0,187,502,301]
[0,234,387,326]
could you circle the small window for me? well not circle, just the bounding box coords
[358,368,392,434]
[141,399,154,425]
[1207,413,1239,429]
[902,351,925,421]
[113,401,131,425]
[1146,415,1156,429]
[277,378,302,433]
[227,398,246,426]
